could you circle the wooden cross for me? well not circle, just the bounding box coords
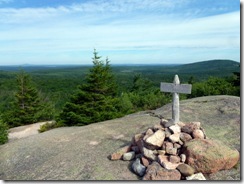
[160,75,192,123]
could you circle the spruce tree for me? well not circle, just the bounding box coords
[3,70,44,127]
[58,49,120,126]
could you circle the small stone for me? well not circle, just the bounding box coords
[169,155,181,163]
[169,133,180,143]
[161,119,174,128]
[131,146,140,153]
[136,154,143,159]
[123,151,135,161]
[180,154,186,163]
[158,155,180,170]
[180,132,192,143]
[200,127,207,139]
[143,147,157,161]
[153,124,163,131]
[145,128,154,136]
[174,143,181,149]
[178,139,184,145]
[177,121,186,127]
[145,129,165,147]
[181,122,201,134]
[186,173,206,180]
[192,129,205,139]
[132,158,146,177]
[163,141,173,150]
[177,164,195,177]
[132,133,144,146]
[136,139,144,153]
[141,156,150,167]
[166,147,177,155]
[143,161,181,180]
[110,145,131,160]
[165,128,172,138]
[169,125,181,134]
[157,150,166,155]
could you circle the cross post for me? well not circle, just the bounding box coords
[160,75,192,123]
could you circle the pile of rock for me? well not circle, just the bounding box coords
[110,119,240,180]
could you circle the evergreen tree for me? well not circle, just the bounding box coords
[0,118,8,145]
[58,49,120,126]
[2,70,52,127]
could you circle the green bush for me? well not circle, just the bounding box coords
[38,121,58,133]
[0,120,8,145]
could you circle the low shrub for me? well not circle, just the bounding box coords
[0,120,8,145]
[38,121,58,133]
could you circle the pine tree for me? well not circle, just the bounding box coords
[3,70,47,127]
[58,49,120,126]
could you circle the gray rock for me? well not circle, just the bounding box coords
[176,163,195,177]
[132,158,146,177]
[161,119,174,128]
[123,151,135,161]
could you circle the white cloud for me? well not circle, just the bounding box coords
[0,0,13,4]
[0,0,240,64]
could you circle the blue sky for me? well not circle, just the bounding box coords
[0,0,240,65]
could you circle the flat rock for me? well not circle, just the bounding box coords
[183,139,240,174]
[110,145,131,160]
[143,161,181,180]
[158,155,180,170]
[145,129,165,147]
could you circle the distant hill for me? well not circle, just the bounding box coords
[176,59,239,74]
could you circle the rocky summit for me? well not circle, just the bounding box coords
[0,95,240,180]
[110,119,240,180]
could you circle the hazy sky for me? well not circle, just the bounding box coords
[0,0,240,65]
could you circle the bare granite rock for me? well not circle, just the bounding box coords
[183,139,240,174]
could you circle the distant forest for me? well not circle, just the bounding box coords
[0,56,240,140]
